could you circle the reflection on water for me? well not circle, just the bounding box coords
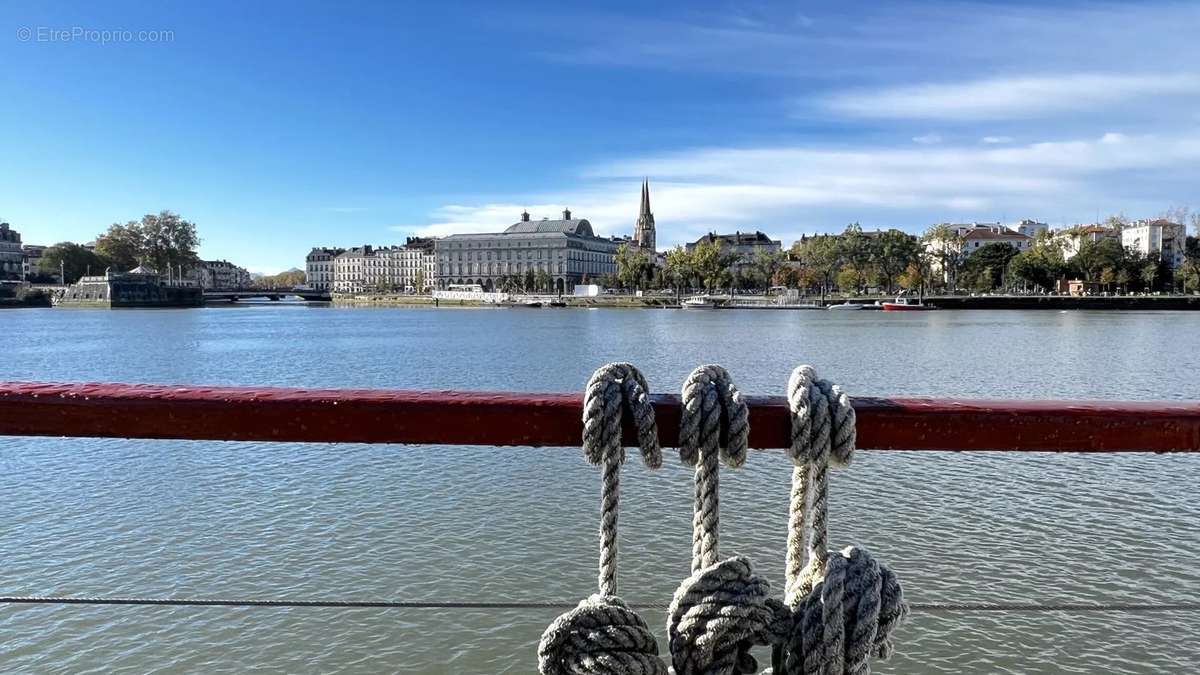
[2,307,1199,673]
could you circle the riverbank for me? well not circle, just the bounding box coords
[333,293,679,308]
[332,292,1200,310]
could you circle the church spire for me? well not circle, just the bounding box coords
[634,179,656,252]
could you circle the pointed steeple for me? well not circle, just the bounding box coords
[634,179,656,252]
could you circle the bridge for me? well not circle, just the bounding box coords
[202,287,332,302]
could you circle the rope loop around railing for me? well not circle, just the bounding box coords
[775,365,906,675]
[668,365,789,675]
[538,363,667,675]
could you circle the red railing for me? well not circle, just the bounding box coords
[1,381,1197,452]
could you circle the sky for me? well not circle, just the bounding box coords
[1,1,1198,273]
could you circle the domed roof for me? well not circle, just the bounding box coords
[502,218,594,237]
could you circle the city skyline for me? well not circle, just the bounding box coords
[3,1,1199,273]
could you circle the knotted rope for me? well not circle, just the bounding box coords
[774,365,906,675]
[668,365,790,675]
[539,363,668,675]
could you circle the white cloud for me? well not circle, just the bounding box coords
[912,133,942,145]
[414,132,1200,246]
[980,136,1013,144]
[824,73,1200,121]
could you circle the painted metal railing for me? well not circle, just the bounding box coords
[1,381,1197,452]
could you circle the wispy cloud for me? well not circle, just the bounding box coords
[912,133,942,145]
[825,73,1200,121]
[981,136,1014,145]
[413,132,1200,245]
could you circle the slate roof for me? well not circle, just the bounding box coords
[502,219,595,236]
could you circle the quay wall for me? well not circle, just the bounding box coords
[924,295,1200,310]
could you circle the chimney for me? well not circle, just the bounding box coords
[563,208,572,220]
[521,210,531,222]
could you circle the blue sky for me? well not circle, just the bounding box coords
[2,1,1198,272]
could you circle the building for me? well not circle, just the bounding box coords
[333,246,373,293]
[306,247,345,291]
[0,222,23,283]
[193,259,252,289]
[922,223,1032,283]
[686,231,782,263]
[331,239,436,294]
[1056,225,1120,261]
[633,180,656,252]
[1122,219,1186,270]
[55,266,202,308]
[21,244,48,282]
[960,224,1032,254]
[434,209,619,293]
[1011,219,1049,238]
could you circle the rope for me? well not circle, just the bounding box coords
[4,596,1199,612]
[538,363,668,675]
[668,365,789,675]
[775,365,905,675]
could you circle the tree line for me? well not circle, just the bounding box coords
[32,211,200,284]
[611,212,1200,297]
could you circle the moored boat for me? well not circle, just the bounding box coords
[681,296,721,309]
[827,302,863,311]
[881,296,935,311]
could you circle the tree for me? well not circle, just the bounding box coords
[414,270,426,293]
[689,239,738,292]
[253,270,306,288]
[93,211,200,274]
[792,235,840,302]
[871,229,920,294]
[534,268,552,293]
[523,269,535,291]
[615,243,653,292]
[749,249,787,289]
[140,211,200,274]
[961,243,1019,291]
[663,246,694,295]
[898,262,927,294]
[39,242,109,284]
[93,222,145,271]
[921,224,965,289]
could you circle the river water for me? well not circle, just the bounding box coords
[2,305,1199,674]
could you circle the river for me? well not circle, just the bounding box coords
[2,305,1199,673]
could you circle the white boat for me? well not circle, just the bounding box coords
[681,296,721,310]
[827,302,863,311]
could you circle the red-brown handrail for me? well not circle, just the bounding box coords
[0,381,1197,452]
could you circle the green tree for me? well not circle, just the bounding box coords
[663,246,694,295]
[871,229,920,294]
[92,211,200,274]
[961,243,1019,291]
[414,270,426,293]
[523,269,535,291]
[534,268,552,293]
[791,235,840,302]
[749,249,787,290]
[921,224,965,289]
[93,222,145,271]
[614,243,653,291]
[39,242,109,284]
[140,211,200,274]
[689,239,738,292]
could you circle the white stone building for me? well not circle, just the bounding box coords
[434,210,619,293]
[1122,219,1186,269]
[331,238,436,294]
[306,247,344,291]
